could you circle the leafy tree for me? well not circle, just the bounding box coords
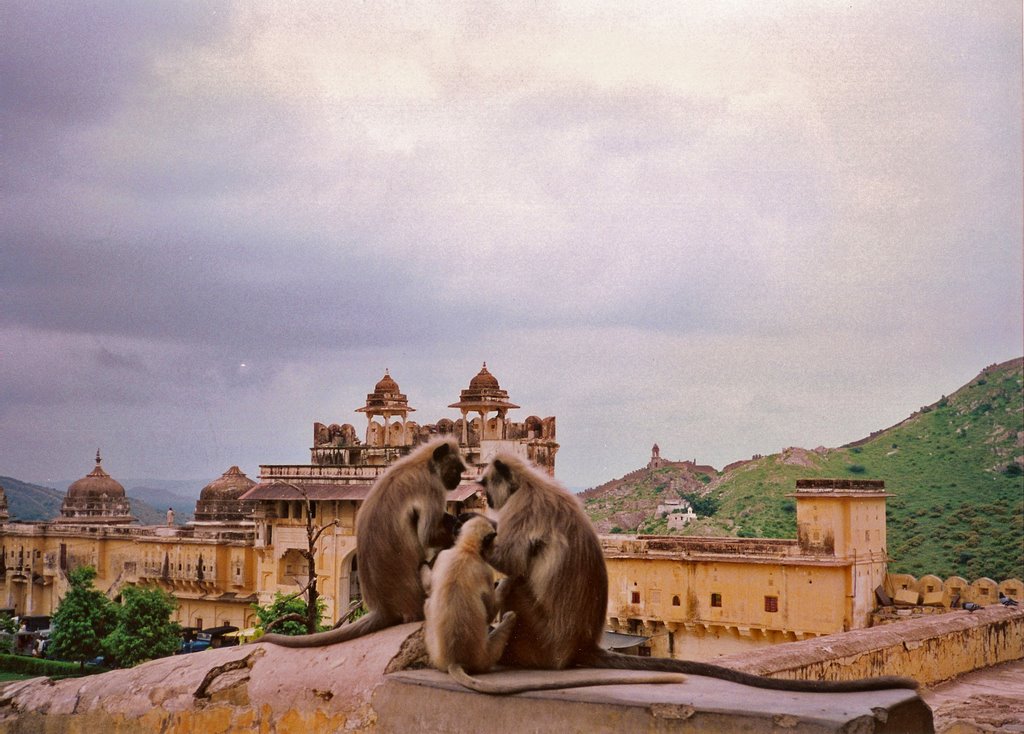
[680,492,719,517]
[0,611,17,654]
[49,566,117,669]
[252,591,326,636]
[103,586,181,667]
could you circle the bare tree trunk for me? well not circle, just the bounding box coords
[300,491,337,634]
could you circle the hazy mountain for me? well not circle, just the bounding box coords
[0,477,196,525]
[126,486,197,523]
[0,477,65,521]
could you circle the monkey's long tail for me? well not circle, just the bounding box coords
[582,649,918,693]
[256,611,392,648]
[447,664,684,696]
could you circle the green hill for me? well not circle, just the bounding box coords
[0,476,171,526]
[583,358,1024,582]
[0,476,65,520]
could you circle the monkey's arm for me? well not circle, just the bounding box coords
[420,563,432,596]
[486,529,536,579]
[414,500,452,553]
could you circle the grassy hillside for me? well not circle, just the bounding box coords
[0,476,65,520]
[584,358,1024,582]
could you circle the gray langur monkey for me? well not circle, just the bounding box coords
[421,513,683,696]
[421,514,518,682]
[260,438,466,648]
[472,452,918,694]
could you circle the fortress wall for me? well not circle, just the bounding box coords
[718,604,1023,687]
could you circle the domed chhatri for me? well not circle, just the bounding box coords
[199,466,255,501]
[58,450,133,525]
[0,483,9,523]
[193,466,256,524]
[468,362,500,390]
[67,449,126,499]
[308,363,558,474]
[449,363,520,412]
[356,369,415,418]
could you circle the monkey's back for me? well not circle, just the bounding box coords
[500,473,608,669]
[355,449,446,622]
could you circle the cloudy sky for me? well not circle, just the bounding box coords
[1,2,1021,491]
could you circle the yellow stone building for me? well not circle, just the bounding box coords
[0,368,935,664]
[602,479,891,659]
[0,366,557,630]
[1,455,259,631]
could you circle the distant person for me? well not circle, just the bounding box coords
[167,507,175,526]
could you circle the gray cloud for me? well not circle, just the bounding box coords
[0,2,1020,487]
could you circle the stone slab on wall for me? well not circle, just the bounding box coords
[0,622,428,733]
[0,621,933,734]
[378,669,932,734]
[718,605,1023,688]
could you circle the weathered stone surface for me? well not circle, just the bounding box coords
[0,623,426,733]
[923,659,1024,733]
[717,605,1023,687]
[0,619,935,733]
[378,668,932,733]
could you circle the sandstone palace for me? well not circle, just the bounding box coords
[0,365,557,636]
[1,364,1015,661]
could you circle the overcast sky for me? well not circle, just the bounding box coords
[1,2,1021,491]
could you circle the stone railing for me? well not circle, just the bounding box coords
[720,604,1023,688]
[883,573,1022,606]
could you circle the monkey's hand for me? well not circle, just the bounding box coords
[420,563,433,595]
[437,512,461,549]
[494,577,513,607]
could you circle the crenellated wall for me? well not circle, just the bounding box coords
[720,604,1024,688]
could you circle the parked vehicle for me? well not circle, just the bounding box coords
[177,639,212,654]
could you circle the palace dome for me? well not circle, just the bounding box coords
[59,451,134,525]
[357,370,415,417]
[469,363,500,390]
[199,466,255,501]
[449,363,519,412]
[374,371,400,394]
[67,452,125,499]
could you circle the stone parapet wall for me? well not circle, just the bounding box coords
[884,573,1022,608]
[0,623,933,734]
[718,605,1023,687]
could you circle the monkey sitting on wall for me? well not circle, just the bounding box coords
[260,437,466,648]
[421,514,517,681]
[422,513,684,695]
[472,452,918,694]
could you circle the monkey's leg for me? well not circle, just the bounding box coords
[484,611,517,667]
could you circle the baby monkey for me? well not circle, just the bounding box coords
[422,513,684,695]
[422,514,517,683]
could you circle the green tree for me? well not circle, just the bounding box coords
[252,591,326,636]
[680,492,719,517]
[48,566,117,669]
[103,586,181,667]
[0,611,17,654]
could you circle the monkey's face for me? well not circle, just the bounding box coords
[432,441,467,490]
[480,458,515,510]
[458,514,497,553]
